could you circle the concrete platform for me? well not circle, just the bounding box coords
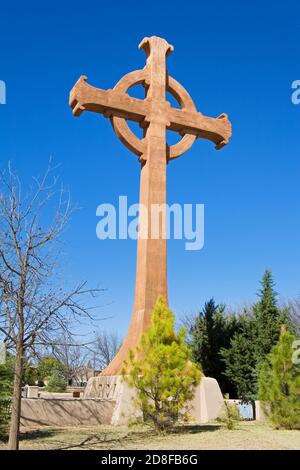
[84,375,224,425]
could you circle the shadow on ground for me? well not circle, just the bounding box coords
[174,424,221,434]
[19,428,57,441]
[17,423,223,450]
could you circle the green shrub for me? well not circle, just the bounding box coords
[0,359,13,439]
[46,370,67,392]
[36,357,66,384]
[217,401,241,430]
[258,330,300,429]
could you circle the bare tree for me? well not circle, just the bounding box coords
[179,312,197,343]
[283,298,300,334]
[46,330,92,385]
[94,330,121,370]
[0,162,102,449]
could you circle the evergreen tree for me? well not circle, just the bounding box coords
[0,358,14,438]
[190,299,238,395]
[253,270,282,367]
[221,270,284,407]
[46,370,67,392]
[221,316,257,413]
[36,357,66,384]
[122,296,201,432]
[258,330,300,429]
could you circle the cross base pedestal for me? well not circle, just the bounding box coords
[84,376,224,425]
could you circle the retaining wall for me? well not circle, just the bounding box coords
[20,398,115,427]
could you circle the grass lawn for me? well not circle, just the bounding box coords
[1,421,300,450]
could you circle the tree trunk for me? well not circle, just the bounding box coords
[8,344,23,450]
[251,400,256,420]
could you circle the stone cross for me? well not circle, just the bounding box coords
[69,36,232,375]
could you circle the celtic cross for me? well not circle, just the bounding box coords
[69,36,232,375]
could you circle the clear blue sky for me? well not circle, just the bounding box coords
[0,1,299,337]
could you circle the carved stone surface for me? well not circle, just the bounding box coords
[70,36,232,375]
[84,375,142,425]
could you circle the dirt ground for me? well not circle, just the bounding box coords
[1,421,300,450]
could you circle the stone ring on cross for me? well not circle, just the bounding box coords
[69,36,231,164]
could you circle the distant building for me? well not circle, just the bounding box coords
[69,367,101,387]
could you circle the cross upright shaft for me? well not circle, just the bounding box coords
[69,36,232,375]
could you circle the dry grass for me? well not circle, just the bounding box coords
[1,421,300,450]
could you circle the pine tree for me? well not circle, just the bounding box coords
[46,370,67,392]
[190,299,239,395]
[254,270,282,367]
[258,330,300,429]
[221,270,284,406]
[122,296,201,432]
[221,316,257,413]
[0,358,14,438]
[190,299,220,376]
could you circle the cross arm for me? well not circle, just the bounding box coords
[167,108,232,150]
[69,76,232,150]
[69,76,149,122]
